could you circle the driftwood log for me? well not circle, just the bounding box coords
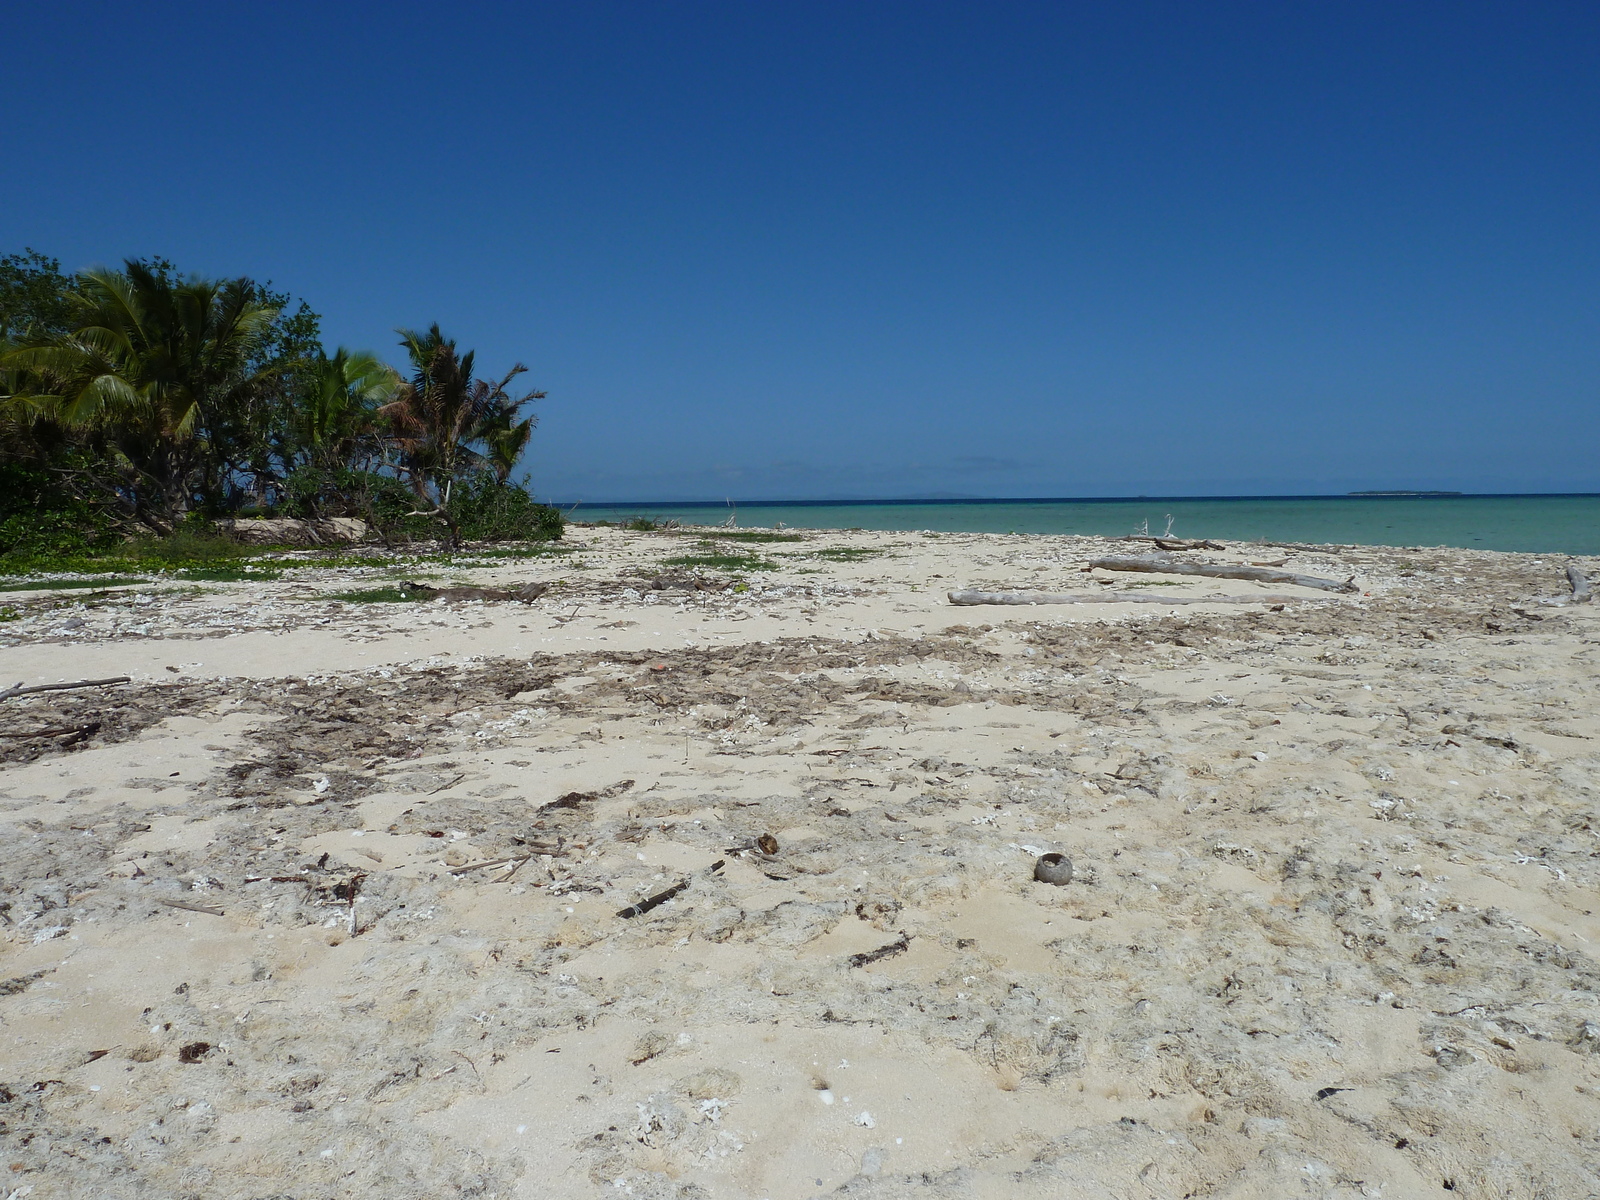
[1121,536,1227,551]
[1087,555,1359,594]
[401,581,549,602]
[0,676,131,702]
[1569,562,1593,604]
[1252,541,1355,553]
[949,590,1322,607]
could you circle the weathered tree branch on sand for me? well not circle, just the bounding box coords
[155,897,225,917]
[1251,541,1354,554]
[1119,536,1228,551]
[0,676,131,702]
[400,581,549,602]
[949,590,1325,607]
[1086,555,1359,594]
[617,859,725,918]
[0,721,101,741]
[1569,562,1593,604]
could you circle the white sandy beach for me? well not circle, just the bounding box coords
[3,527,1598,1199]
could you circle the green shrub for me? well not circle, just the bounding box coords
[451,477,564,542]
[0,463,116,563]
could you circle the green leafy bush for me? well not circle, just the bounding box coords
[0,463,116,563]
[451,476,564,542]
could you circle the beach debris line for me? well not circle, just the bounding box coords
[617,859,726,918]
[1033,852,1074,885]
[947,590,1322,607]
[0,675,131,702]
[1087,554,1360,593]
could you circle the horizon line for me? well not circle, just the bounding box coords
[549,491,1600,510]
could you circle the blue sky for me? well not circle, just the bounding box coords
[4,2,1597,500]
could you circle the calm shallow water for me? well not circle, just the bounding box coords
[567,495,1600,555]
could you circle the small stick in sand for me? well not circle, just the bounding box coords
[156,898,225,917]
[848,932,911,968]
[617,859,725,918]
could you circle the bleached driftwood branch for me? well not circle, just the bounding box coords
[1119,537,1227,551]
[948,590,1324,607]
[1086,555,1359,594]
[1569,562,1593,604]
[0,676,131,702]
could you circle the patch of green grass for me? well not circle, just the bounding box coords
[662,553,779,572]
[175,564,283,582]
[284,553,395,570]
[459,544,578,560]
[301,544,575,571]
[331,585,423,603]
[0,605,20,622]
[0,576,149,592]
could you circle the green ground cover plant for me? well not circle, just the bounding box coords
[0,576,147,591]
[703,530,806,543]
[661,553,779,572]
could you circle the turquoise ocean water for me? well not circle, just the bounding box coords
[565,495,1600,555]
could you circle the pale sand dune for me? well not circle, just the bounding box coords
[2,528,1598,1198]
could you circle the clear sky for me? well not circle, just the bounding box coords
[4,2,1597,501]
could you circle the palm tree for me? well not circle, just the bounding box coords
[379,324,544,541]
[297,349,398,470]
[2,260,279,533]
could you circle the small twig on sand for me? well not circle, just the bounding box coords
[0,676,131,702]
[617,860,725,918]
[497,854,536,882]
[156,898,225,917]
[848,932,911,968]
[452,1050,484,1085]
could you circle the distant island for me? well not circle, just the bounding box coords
[1347,490,1463,497]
